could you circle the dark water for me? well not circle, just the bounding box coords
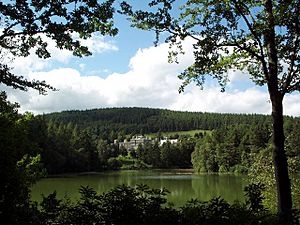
[31,170,248,207]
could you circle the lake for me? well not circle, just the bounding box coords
[31,170,248,207]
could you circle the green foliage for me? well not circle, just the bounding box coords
[121,0,300,216]
[0,92,44,224]
[180,198,232,225]
[17,154,46,185]
[116,155,149,170]
[121,0,300,95]
[39,191,64,224]
[192,124,273,174]
[232,165,248,175]
[136,138,196,169]
[248,146,277,210]
[249,146,300,211]
[25,107,300,174]
[191,117,300,212]
[147,129,210,139]
[39,184,178,225]
[107,157,123,170]
[218,165,229,173]
[42,107,275,135]
[0,91,19,115]
[35,184,296,225]
[30,118,112,174]
[137,142,162,167]
[286,121,300,158]
[0,0,117,94]
[244,183,266,213]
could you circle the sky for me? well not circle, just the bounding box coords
[2,2,300,116]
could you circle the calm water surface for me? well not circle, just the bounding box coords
[31,170,248,207]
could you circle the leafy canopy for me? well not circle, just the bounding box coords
[120,0,300,94]
[0,0,118,94]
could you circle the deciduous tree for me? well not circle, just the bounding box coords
[121,0,300,219]
[0,0,117,94]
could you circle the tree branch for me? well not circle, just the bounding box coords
[0,21,21,39]
[232,0,269,80]
[282,36,299,94]
[285,67,300,92]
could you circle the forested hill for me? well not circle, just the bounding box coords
[41,107,295,134]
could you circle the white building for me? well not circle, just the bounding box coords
[117,135,153,150]
[159,137,178,146]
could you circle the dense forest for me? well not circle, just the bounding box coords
[22,107,299,176]
[43,107,277,135]
[192,122,300,174]
[2,93,300,224]
[31,107,300,211]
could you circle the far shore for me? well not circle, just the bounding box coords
[45,168,195,178]
[43,168,254,179]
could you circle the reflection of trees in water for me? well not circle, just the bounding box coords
[93,172,196,207]
[31,172,248,206]
[159,176,194,206]
[191,174,248,203]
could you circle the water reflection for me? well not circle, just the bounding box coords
[191,174,247,202]
[31,170,248,207]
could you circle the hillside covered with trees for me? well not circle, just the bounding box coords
[24,107,299,176]
[3,92,300,224]
[22,107,300,211]
[43,107,277,135]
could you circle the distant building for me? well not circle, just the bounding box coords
[159,137,178,146]
[116,135,153,150]
[115,135,179,150]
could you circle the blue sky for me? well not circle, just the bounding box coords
[2,1,300,116]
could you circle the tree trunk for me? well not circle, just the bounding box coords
[264,0,293,219]
[270,91,292,220]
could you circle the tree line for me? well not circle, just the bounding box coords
[23,107,299,176]
[3,103,300,177]
[28,113,199,173]
[192,122,300,174]
[192,122,300,210]
[42,107,288,134]
[2,93,300,223]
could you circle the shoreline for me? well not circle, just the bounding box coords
[43,168,251,179]
[45,168,195,178]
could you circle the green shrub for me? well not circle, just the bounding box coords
[107,157,122,170]
[30,184,300,225]
[219,165,229,173]
[233,165,248,174]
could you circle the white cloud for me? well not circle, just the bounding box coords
[283,94,300,116]
[1,33,118,77]
[4,37,300,116]
[78,34,119,54]
[169,87,271,114]
[227,69,251,83]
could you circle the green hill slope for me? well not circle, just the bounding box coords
[42,107,281,135]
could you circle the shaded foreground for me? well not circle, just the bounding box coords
[25,184,300,225]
